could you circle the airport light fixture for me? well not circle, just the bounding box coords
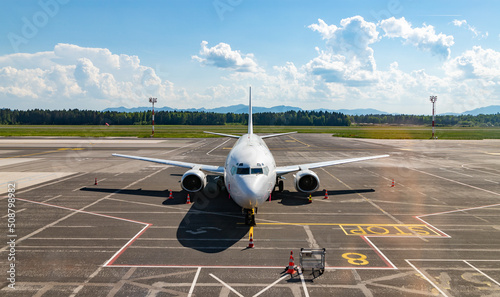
[149,97,157,137]
[430,96,437,139]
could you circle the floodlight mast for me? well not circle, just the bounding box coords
[149,97,157,137]
[430,96,437,139]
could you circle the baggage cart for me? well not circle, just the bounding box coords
[299,248,326,276]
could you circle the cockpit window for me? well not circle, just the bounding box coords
[236,167,250,175]
[251,168,263,174]
[234,165,269,175]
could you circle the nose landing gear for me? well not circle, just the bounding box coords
[244,208,256,226]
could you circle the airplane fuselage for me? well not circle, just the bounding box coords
[224,134,277,209]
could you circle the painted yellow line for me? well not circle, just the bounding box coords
[287,135,311,147]
[257,223,425,226]
[256,222,442,237]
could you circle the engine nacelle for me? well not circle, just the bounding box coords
[181,170,206,192]
[294,170,320,193]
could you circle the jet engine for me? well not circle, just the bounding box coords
[181,170,207,192]
[294,170,320,193]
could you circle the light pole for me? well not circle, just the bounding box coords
[149,97,157,137]
[429,96,437,139]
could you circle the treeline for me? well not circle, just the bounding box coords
[351,114,500,127]
[2,108,499,127]
[0,109,351,126]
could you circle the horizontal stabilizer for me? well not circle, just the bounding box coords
[261,131,298,139]
[204,131,241,139]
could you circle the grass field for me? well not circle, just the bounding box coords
[1,125,500,139]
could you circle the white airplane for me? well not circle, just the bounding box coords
[113,88,388,225]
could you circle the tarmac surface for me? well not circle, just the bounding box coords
[1,134,500,296]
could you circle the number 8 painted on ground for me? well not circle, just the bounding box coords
[342,253,369,265]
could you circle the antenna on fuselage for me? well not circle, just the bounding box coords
[248,86,253,136]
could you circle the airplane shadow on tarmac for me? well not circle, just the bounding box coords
[81,179,250,254]
[172,187,250,253]
[81,184,374,253]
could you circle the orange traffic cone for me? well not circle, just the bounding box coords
[324,189,329,199]
[308,194,312,203]
[94,178,97,185]
[248,232,254,248]
[391,179,395,187]
[286,250,296,274]
[186,194,191,204]
[168,190,173,199]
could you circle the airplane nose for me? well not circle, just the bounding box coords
[234,177,267,208]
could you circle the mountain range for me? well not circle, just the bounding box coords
[102,105,388,115]
[102,105,500,116]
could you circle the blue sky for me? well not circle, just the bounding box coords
[1,0,499,114]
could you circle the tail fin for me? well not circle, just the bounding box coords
[248,86,253,135]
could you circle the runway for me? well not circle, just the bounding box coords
[1,134,500,296]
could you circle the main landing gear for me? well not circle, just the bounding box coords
[244,208,256,226]
[275,177,284,192]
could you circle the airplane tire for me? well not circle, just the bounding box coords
[278,180,284,192]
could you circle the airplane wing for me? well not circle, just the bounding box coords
[112,153,225,174]
[276,154,389,175]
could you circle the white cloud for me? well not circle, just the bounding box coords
[452,19,467,27]
[192,41,262,73]
[0,43,180,109]
[379,17,454,58]
[307,17,379,85]
[451,19,488,39]
[444,46,500,80]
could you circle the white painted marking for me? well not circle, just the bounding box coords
[463,260,500,287]
[103,224,150,266]
[187,267,201,297]
[0,168,164,254]
[207,138,231,155]
[411,168,500,197]
[485,179,499,184]
[439,167,473,177]
[209,273,244,297]
[462,164,500,176]
[419,203,500,218]
[42,194,62,203]
[297,266,310,297]
[69,265,104,297]
[363,237,397,269]
[1,208,25,218]
[159,139,206,155]
[405,260,449,297]
[253,274,288,297]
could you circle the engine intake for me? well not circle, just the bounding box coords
[181,170,206,192]
[294,170,320,193]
